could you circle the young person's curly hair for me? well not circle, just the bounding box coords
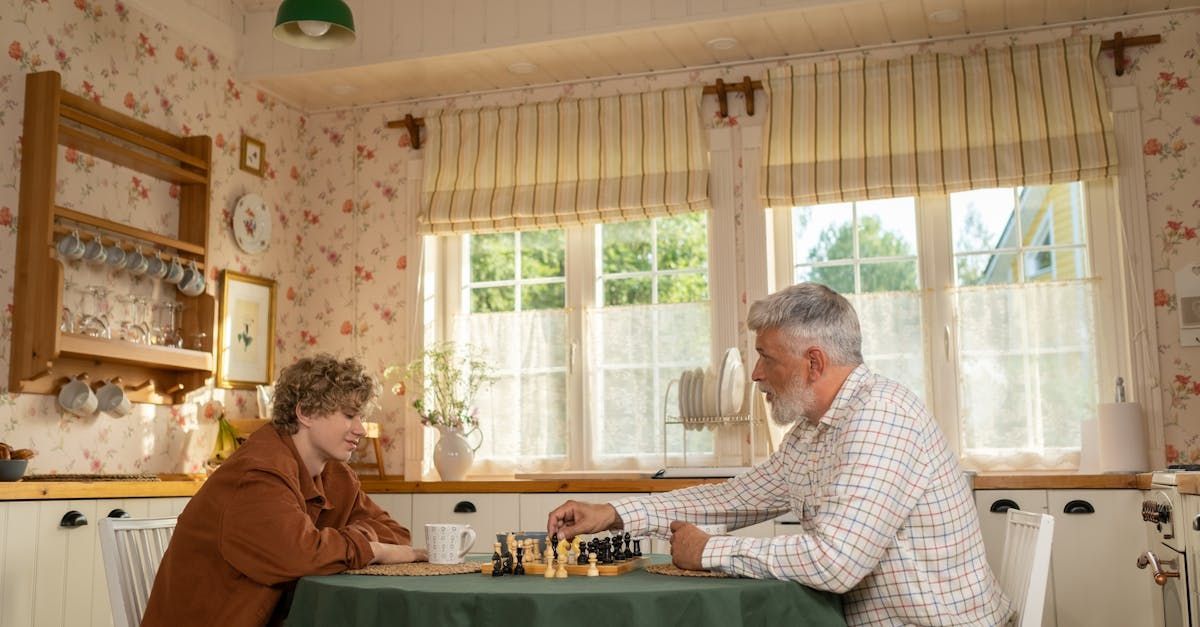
[271,354,377,434]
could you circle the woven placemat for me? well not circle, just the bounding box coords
[645,563,732,578]
[343,562,481,576]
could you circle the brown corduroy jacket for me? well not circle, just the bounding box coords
[141,426,410,627]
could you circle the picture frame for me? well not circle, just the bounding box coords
[239,134,266,177]
[217,270,276,389]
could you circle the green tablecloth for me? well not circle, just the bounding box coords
[286,557,844,627]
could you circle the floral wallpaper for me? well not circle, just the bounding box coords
[0,0,1196,477]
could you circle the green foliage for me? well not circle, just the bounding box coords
[806,215,917,292]
[386,342,497,430]
[601,213,708,306]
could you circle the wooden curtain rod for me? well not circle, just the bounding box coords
[386,31,1160,142]
[384,75,763,146]
[1099,32,1161,76]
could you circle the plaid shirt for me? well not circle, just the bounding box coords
[613,366,1011,626]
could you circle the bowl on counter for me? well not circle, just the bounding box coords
[0,459,29,481]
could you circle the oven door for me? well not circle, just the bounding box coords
[1143,543,1189,627]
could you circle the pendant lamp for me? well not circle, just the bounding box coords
[273,0,356,50]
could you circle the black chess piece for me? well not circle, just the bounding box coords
[578,545,589,566]
[514,546,525,576]
[491,548,504,577]
[632,538,643,557]
[623,532,633,559]
[502,551,514,575]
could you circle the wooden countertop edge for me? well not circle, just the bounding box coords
[1,473,1146,501]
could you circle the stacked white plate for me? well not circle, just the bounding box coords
[674,348,747,428]
[716,347,746,416]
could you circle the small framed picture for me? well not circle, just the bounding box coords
[239,134,266,177]
[217,270,276,388]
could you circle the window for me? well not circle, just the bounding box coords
[773,181,1123,470]
[436,213,718,474]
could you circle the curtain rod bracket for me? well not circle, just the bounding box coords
[714,79,728,118]
[1099,31,1161,77]
[385,114,425,149]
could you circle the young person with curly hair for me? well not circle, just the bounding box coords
[143,354,424,627]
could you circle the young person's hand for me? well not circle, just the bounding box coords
[370,542,428,564]
[546,500,621,540]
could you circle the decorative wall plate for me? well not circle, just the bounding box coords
[232,193,271,254]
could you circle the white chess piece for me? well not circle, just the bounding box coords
[543,546,556,578]
[555,540,569,578]
[587,552,599,577]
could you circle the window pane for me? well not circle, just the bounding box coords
[603,277,652,306]
[522,283,565,310]
[860,260,918,293]
[602,222,652,273]
[470,286,514,313]
[851,292,926,403]
[657,213,708,271]
[796,264,854,294]
[470,233,515,281]
[794,202,853,262]
[956,252,1018,287]
[659,273,708,304]
[1024,248,1086,282]
[522,230,565,279]
[857,198,917,258]
[951,188,1014,254]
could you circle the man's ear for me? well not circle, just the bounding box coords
[806,346,828,380]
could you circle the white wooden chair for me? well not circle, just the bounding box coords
[998,509,1055,627]
[98,516,177,627]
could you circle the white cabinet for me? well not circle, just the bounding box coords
[366,493,413,533]
[0,497,190,627]
[975,489,1152,627]
[410,493,520,555]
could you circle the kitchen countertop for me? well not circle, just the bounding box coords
[0,472,1142,501]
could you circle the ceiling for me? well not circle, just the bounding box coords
[244,0,1198,111]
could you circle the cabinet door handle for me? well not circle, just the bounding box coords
[989,499,1019,513]
[453,500,477,513]
[1062,500,1095,514]
[60,510,89,528]
[107,508,131,519]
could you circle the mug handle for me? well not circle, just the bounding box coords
[458,527,477,560]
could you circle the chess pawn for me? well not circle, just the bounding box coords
[555,538,570,578]
[587,552,599,577]
[543,546,556,579]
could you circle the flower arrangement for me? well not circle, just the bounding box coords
[385,342,496,431]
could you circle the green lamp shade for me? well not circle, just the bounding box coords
[273,0,356,50]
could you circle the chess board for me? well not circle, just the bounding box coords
[479,556,649,577]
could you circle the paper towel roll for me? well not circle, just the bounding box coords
[1096,402,1150,473]
[1078,418,1100,473]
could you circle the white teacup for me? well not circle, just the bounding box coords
[57,376,97,417]
[425,523,477,564]
[96,379,131,417]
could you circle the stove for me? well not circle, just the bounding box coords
[1143,468,1200,627]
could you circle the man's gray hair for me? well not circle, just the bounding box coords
[746,283,864,366]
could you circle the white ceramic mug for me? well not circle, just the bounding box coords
[57,376,97,417]
[96,379,131,417]
[425,523,477,564]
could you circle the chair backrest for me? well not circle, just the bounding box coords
[98,516,178,627]
[997,509,1055,627]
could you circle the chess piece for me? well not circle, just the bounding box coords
[491,542,504,577]
[555,539,570,578]
[543,546,556,578]
[507,532,517,561]
[623,532,633,559]
[587,552,599,577]
[571,536,582,564]
[502,551,513,575]
[632,538,643,557]
[514,546,526,576]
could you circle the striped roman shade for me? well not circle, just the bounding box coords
[761,36,1117,207]
[420,86,710,234]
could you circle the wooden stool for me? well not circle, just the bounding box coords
[349,421,386,477]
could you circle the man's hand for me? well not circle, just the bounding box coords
[669,521,710,571]
[546,500,621,539]
[370,542,428,565]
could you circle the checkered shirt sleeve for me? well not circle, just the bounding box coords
[612,367,1011,627]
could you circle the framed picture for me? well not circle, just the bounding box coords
[217,270,276,388]
[239,134,266,177]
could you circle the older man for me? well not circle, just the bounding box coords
[547,283,1010,626]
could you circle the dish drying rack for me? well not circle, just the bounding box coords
[660,378,768,471]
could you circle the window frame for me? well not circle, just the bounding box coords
[763,179,1131,464]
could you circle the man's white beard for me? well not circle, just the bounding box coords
[760,379,816,427]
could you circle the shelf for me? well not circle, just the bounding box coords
[665,415,753,425]
[58,125,208,185]
[59,334,212,371]
[58,98,207,171]
[52,215,205,267]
